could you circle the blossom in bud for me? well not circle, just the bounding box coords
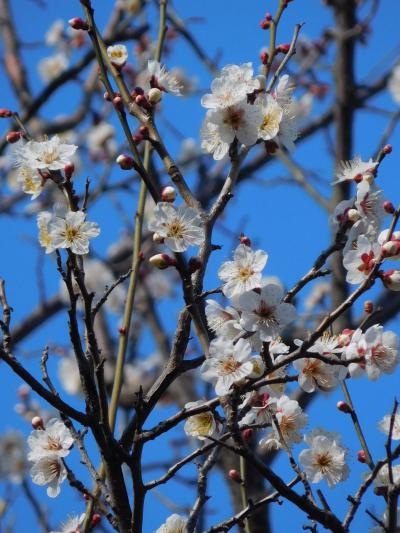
[381,269,400,291]
[357,450,367,463]
[265,12,272,21]
[242,428,253,441]
[17,385,30,400]
[148,87,162,104]
[6,131,23,143]
[103,91,112,101]
[31,416,44,430]
[139,125,149,138]
[91,514,101,526]
[363,301,373,314]
[68,17,89,31]
[347,208,361,223]
[381,240,400,258]
[336,401,352,414]
[260,51,269,65]
[259,20,270,30]
[118,326,127,335]
[64,162,75,179]
[277,43,290,54]
[135,94,151,110]
[113,96,123,111]
[132,134,143,145]
[131,86,144,99]
[152,232,165,244]
[116,154,135,170]
[384,201,395,214]
[149,253,176,270]
[239,234,251,247]
[383,144,392,154]
[0,108,13,118]
[107,44,128,68]
[228,469,242,483]
[161,186,176,202]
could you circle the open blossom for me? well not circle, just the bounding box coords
[274,74,296,108]
[260,395,308,450]
[37,211,56,253]
[148,202,204,252]
[240,388,276,426]
[107,44,128,66]
[293,357,341,393]
[28,418,74,461]
[379,413,400,440]
[14,135,77,171]
[58,356,82,397]
[147,60,183,95]
[49,210,100,255]
[343,235,380,284]
[205,299,242,339]
[218,244,268,299]
[30,454,67,497]
[374,464,400,488]
[50,514,85,533]
[355,183,386,232]
[334,155,377,188]
[256,93,283,141]
[201,101,263,160]
[200,337,254,396]
[155,514,187,533]
[299,429,349,488]
[183,401,218,440]
[38,53,68,82]
[239,283,296,342]
[16,166,43,199]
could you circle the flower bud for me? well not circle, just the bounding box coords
[31,416,44,430]
[0,108,13,118]
[260,51,269,65]
[239,234,251,247]
[148,87,162,104]
[357,450,367,463]
[68,17,89,30]
[118,326,127,335]
[132,133,143,145]
[139,125,149,138]
[381,240,400,258]
[6,131,23,143]
[363,300,373,314]
[347,208,361,223]
[116,154,135,170]
[149,253,176,270]
[91,513,101,526]
[265,12,273,21]
[17,385,30,400]
[259,20,271,30]
[336,401,352,414]
[277,43,290,54]
[64,162,75,179]
[383,144,393,154]
[161,185,176,202]
[228,469,243,483]
[113,96,124,111]
[384,201,395,214]
[103,91,112,102]
[152,232,165,244]
[354,173,363,184]
[242,428,253,441]
[135,94,151,110]
[381,269,400,291]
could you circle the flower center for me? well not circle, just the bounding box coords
[261,112,279,132]
[224,107,245,130]
[46,436,62,451]
[314,452,333,472]
[219,355,241,375]
[65,226,79,242]
[238,266,253,281]
[167,220,183,237]
[256,301,277,325]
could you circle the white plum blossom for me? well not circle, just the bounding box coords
[38,53,68,82]
[16,166,43,199]
[200,119,230,161]
[200,337,254,396]
[343,235,380,284]
[183,401,218,440]
[239,283,296,342]
[155,514,187,533]
[379,413,400,440]
[373,464,400,488]
[218,244,268,299]
[147,202,204,252]
[259,395,308,450]
[107,44,128,67]
[293,357,341,393]
[45,19,65,47]
[299,429,349,488]
[334,156,377,188]
[388,63,400,105]
[30,454,67,497]
[49,210,100,255]
[278,103,299,151]
[50,514,85,533]
[58,356,82,397]
[147,60,183,95]
[27,418,74,462]
[205,299,242,339]
[256,93,283,141]
[274,74,296,108]
[14,135,77,171]
[355,183,386,232]
[240,388,276,426]
[37,211,56,253]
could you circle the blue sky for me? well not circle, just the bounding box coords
[1,0,400,531]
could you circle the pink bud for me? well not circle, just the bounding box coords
[381,240,400,258]
[242,428,253,441]
[363,300,373,314]
[383,144,393,154]
[384,201,395,214]
[132,134,143,145]
[259,20,271,30]
[17,385,30,400]
[91,513,101,526]
[240,234,251,247]
[149,253,176,270]
[161,186,176,202]
[6,131,23,143]
[228,469,242,483]
[68,17,89,31]
[113,96,124,111]
[381,269,400,291]
[354,173,363,184]
[0,108,13,118]
[265,12,273,21]
[357,450,367,463]
[116,154,135,170]
[336,401,352,414]
[277,43,290,54]
[64,162,75,179]
[31,416,44,430]
[118,326,127,335]
[139,125,149,138]
[135,94,151,110]
[260,51,269,65]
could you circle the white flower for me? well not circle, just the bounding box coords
[45,19,64,47]
[30,454,67,497]
[379,413,400,440]
[379,229,400,260]
[183,401,218,440]
[259,395,308,450]
[16,166,43,199]
[274,74,296,108]
[293,358,341,393]
[38,53,68,82]
[257,93,283,141]
[155,514,187,533]
[14,135,77,171]
[343,235,380,284]
[107,44,128,67]
[200,119,229,160]
[147,60,183,95]
[27,418,74,461]
[278,103,299,151]
[205,299,242,340]
[239,283,296,342]
[200,337,254,396]
[49,210,100,255]
[218,244,268,299]
[0,431,27,483]
[334,156,377,188]
[388,63,400,105]
[50,514,85,533]
[37,211,56,253]
[201,63,259,110]
[374,464,400,487]
[147,202,204,252]
[355,183,386,232]
[299,429,349,488]
[58,356,82,396]
[240,388,276,426]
